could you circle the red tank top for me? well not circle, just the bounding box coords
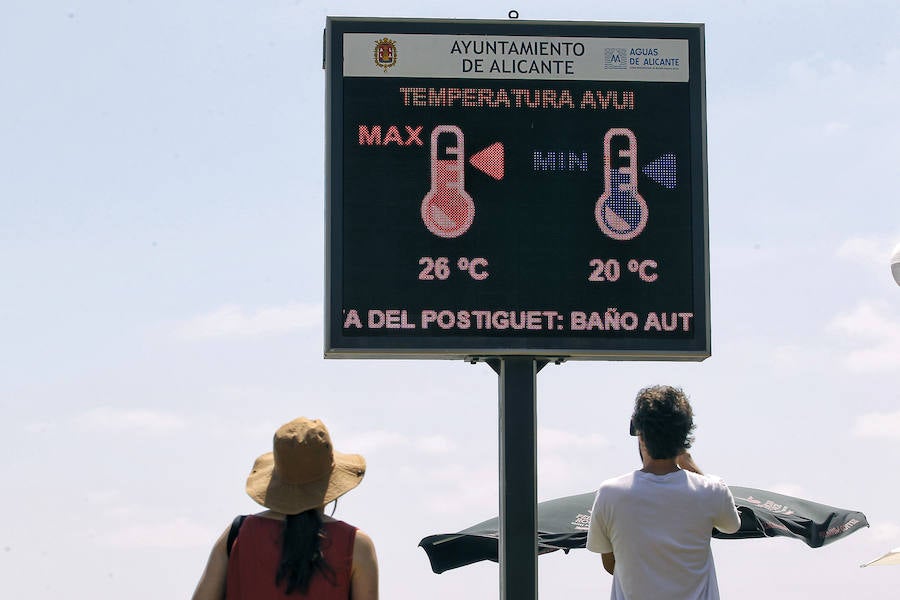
[226,516,356,599]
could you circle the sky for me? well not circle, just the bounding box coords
[2,0,899,598]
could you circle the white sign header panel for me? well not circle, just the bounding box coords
[343,34,689,82]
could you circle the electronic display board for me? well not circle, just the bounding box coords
[325,17,709,360]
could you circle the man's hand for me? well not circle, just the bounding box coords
[676,451,703,475]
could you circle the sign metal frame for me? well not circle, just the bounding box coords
[325,17,709,361]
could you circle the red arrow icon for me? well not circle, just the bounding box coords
[469,142,504,180]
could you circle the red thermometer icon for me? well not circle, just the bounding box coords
[421,125,475,238]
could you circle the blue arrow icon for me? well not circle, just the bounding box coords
[642,153,677,189]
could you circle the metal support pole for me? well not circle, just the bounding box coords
[498,357,538,600]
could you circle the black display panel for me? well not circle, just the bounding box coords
[325,18,709,359]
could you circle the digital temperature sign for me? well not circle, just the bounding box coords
[325,18,709,360]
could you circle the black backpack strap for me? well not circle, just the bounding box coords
[226,515,247,557]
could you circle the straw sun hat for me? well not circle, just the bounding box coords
[246,417,366,515]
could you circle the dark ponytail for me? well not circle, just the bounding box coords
[275,509,336,594]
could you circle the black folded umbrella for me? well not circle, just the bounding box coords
[419,486,868,574]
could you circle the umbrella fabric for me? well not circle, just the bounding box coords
[419,486,868,574]
[420,492,594,574]
[714,486,868,548]
[860,548,900,567]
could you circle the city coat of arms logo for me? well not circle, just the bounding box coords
[373,38,398,71]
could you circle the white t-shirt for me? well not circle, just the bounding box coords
[586,469,741,600]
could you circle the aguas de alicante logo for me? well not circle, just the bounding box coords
[604,47,628,69]
[373,38,398,71]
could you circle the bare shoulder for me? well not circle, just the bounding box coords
[354,528,377,558]
[208,524,230,557]
[350,528,379,600]
[190,525,231,600]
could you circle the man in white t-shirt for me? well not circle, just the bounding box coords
[587,385,741,600]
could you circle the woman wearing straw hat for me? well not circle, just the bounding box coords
[193,417,378,599]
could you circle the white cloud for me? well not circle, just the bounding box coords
[23,422,56,434]
[830,301,900,340]
[836,236,896,269]
[83,490,216,548]
[852,410,900,439]
[767,483,807,498]
[344,430,407,453]
[535,428,609,493]
[840,345,900,373]
[770,345,829,371]
[175,302,320,339]
[85,490,122,506]
[538,427,608,451]
[416,435,454,454]
[344,429,455,455]
[75,407,186,435]
[423,463,497,515]
[786,52,831,82]
[95,517,216,549]
[869,521,900,543]
[538,454,595,492]
[823,121,849,136]
[828,301,900,372]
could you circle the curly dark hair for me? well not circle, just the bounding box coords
[631,385,695,460]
